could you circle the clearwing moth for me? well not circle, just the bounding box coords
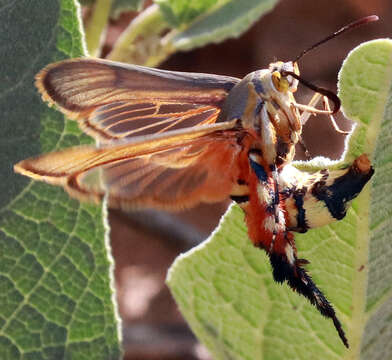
[14,15,379,348]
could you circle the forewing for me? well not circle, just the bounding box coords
[17,58,242,209]
[36,58,240,142]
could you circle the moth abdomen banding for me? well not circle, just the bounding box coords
[281,154,374,231]
[230,195,250,204]
[292,188,308,233]
[230,177,250,204]
[312,154,374,221]
[249,152,268,182]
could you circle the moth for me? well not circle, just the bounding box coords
[14,16,378,348]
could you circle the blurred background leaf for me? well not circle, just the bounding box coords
[96,0,279,66]
[81,0,146,15]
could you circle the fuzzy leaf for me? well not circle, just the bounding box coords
[339,39,392,359]
[155,0,219,27]
[158,0,278,51]
[167,39,392,359]
[0,1,121,359]
[108,0,277,67]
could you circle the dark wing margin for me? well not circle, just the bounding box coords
[36,58,240,142]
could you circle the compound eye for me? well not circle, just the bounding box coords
[272,71,289,92]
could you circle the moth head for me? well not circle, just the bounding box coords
[269,61,299,93]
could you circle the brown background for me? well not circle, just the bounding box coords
[89,1,392,359]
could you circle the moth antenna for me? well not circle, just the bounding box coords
[269,250,349,348]
[294,15,379,62]
[285,16,378,116]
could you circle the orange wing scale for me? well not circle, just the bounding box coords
[69,136,242,210]
[14,58,243,210]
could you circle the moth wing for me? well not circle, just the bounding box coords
[75,137,241,210]
[15,121,240,209]
[36,58,240,142]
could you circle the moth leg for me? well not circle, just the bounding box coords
[297,93,351,159]
[293,93,332,117]
[322,96,351,134]
[268,241,349,348]
[299,92,323,126]
[297,93,324,160]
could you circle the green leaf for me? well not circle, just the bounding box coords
[85,0,114,56]
[107,4,170,66]
[111,0,146,18]
[0,1,121,359]
[80,0,145,17]
[84,0,145,56]
[339,39,392,359]
[108,0,277,67]
[167,39,392,359]
[161,0,278,51]
[155,0,219,27]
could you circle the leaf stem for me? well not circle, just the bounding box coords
[85,0,113,57]
[107,4,175,67]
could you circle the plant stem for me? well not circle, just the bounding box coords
[107,4,175,67]
[85,0,113,57]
